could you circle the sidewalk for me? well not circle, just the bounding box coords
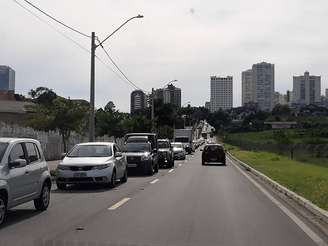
[47,160,60,171]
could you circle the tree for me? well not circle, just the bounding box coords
[28,96,88,152]
[28,87,57,105]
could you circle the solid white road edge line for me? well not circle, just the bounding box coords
[168,169,174,173]
[150,179,159,184]
[108,197,131,210]
[230,158,327,246]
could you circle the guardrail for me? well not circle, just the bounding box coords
[227,152,328,225]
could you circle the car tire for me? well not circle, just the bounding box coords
[146,162,154,176]
[154,162,159,173]
[109,170,117,188]
[171,159,175,168]
[56,183,67,190]
[34,183,51,211]
[202,160,205,166]
[120,169,128,183]
[0,193,7,226]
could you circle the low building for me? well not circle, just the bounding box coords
[0,100,35,125]
[264,121,297,129]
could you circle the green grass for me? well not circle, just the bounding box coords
[227,129,328,145]
[225,144,328,211]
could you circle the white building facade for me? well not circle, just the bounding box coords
[292,71,321,105]
[210,76,233,112]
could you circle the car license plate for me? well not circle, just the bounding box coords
[210,158,217,161]
[74,172,87,177]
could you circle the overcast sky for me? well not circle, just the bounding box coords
[1,0,328,112]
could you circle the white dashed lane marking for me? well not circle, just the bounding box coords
[108,198,130,210]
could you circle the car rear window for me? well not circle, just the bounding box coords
[205,145,224,152]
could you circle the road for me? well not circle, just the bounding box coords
[0,149,325,246]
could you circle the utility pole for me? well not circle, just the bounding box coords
[151,88,155,132]
[89,32,96,142]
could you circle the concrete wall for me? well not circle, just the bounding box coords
[0,123,124,160]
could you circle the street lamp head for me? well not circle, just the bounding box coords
[137,14,144,18]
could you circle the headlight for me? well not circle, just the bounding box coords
[92,164,111,170]
[57,165,70,170]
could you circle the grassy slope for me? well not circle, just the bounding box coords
[226,144,328,211]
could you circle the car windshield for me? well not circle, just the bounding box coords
[0,143,8,162]
[175,137,189,143]
[67,145,112,157]
[158,141,169,148]
[124,143,150,152]
[172,143,183,148]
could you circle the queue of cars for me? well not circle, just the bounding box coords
[0,133,213,226]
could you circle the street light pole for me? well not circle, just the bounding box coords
[89,32,96,142]
[88,15,143,142]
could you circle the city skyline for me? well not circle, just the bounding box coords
[2,0,328,112]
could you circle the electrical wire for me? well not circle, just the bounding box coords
[97,39,145,91]
[20,0,90,38]
[11,0,145,91]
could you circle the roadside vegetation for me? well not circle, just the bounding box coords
[225,144,328,210]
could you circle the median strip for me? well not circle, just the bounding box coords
[150,178,159,184]
[108,197,130,210]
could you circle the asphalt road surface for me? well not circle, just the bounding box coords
[0,148,325,246]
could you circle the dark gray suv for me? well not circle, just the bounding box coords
[158,139,174,168]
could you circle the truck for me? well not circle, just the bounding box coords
[174,128,194,154]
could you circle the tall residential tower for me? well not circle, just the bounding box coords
[210,76,233,112]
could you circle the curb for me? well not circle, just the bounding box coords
[227,152,328,225]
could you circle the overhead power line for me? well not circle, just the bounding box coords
[12,0,144,91]
[20,0,90,38]
[97,39,144,91]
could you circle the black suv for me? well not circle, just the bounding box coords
[201,144,226,166]
[157,139,174,168]
[123,133,159,175]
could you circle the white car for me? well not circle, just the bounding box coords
[56,142,127,189]
[171,142,186,160]
[0,138,51,226]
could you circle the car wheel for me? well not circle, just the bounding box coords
[56,183,67,190]
[109,170,117,188]
[120,169,128,183]
[146,162,154,176]
[171,159,175,168]
[34,183,51,211]
[154,162,159,173]
[202,160,205,166]
[0,194,7,226]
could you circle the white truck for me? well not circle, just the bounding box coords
[174,128,194,154]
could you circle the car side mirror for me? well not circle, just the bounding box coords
[8,159,27,169]
[61,153,67,160]
[115,152,123,158]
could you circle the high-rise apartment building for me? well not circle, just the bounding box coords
[242,69,254,105]
[210,76,233,112]
[292,71,321,105]
[253,62,275,111]
[0,66,15,92]
[205,101,210,111]
[130,90,147,114]
[241,62,275,111]
[154,84,181,107]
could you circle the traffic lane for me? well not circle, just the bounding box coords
[54,150,316,246]
[0,164,187,246]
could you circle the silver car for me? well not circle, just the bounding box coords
[171,142,186,160]
[0,138,52,226]
[56,142,127,189]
